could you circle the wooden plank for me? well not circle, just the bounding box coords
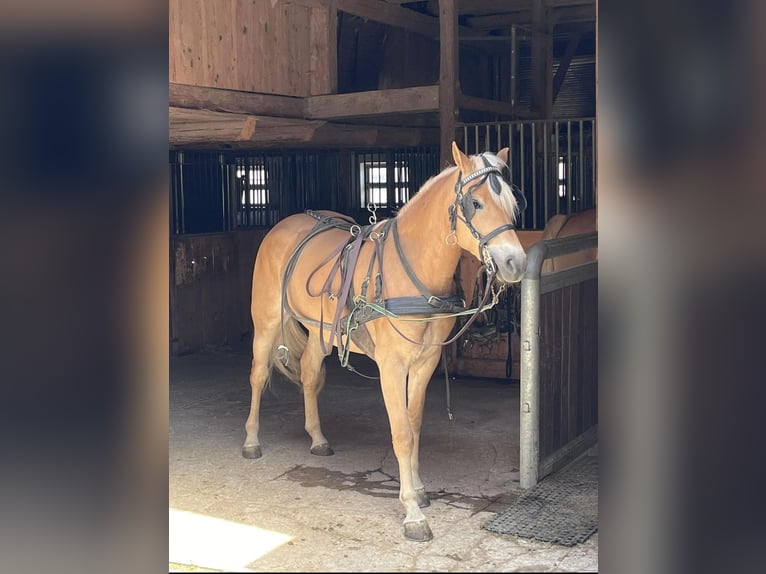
[169,0,314,95]
[454,356,520,381]
[307,86,439,118]
[439,0,458,169]
[170,83,306,117]
[309,2,338,95]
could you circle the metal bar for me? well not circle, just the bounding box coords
[567,121,572,213]
[178,151,185,234]
[484,124,490,153]
[219,153,227,231]
[591,120,596,208]
[543,121,548,227]
[473,125,479,156]
[529,121,535,230]
[511,25,517,110]
[540,261,598,294]
[554,121,560,214]
[519,123,525,206]
[495,122,501,155]
[579,120,584,210]
[507,123,513,190]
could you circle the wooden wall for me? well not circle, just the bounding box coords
[170,229,268,355]
[169,0,335,96]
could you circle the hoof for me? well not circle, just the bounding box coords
[310,443,334,456]
[242,445,262,459]
[404,519,433,542]
[415,489,430,508]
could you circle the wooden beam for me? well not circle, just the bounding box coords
[457,94,536,118]
[552,30,586,102]
[439,0,458,168]
[306,86,439,119]
[458,0,593,14]
[337,0,439,37]
[335,0,472,39]
[169,83,306,118]
[465,5,595,29]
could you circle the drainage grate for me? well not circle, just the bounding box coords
[483,454,598,546]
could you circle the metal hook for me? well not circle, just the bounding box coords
[367,202,378,225]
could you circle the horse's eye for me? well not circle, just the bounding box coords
[472,199,482,210]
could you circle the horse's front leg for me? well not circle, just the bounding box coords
[378,360,433,542]
[406,348,444,510]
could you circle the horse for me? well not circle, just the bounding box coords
[540,207,598,274]
[242,142,527,542]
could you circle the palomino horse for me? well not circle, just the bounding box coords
[242,142,527,541]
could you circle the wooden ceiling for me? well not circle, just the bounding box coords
[170,0,595,149]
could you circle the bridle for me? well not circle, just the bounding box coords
[448,154,527,275]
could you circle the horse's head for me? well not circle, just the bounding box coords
[449,142,527,283]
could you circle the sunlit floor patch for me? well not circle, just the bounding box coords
[169,508,293,572]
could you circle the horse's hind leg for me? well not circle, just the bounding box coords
[242,326,277,459]
[301,332,333,456]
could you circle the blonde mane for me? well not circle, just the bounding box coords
[397,152,519,220]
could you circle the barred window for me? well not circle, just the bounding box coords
[233,158,279,228]
[358,156,410,209]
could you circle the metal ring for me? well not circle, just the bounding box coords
[445,232,458,246]
[275,345,290,366]
[350,224,361,237]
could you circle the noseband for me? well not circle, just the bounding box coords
[448,155,525,273]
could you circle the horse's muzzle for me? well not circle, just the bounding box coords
[490,245,527,283]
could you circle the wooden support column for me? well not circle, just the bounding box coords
[439,0,459,169]
[531,0,553,119]
[309,2,338,95]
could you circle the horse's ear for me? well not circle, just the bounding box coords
[496,147,510,165]
[451,141,473,173]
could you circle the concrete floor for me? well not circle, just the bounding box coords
[169,349,598,572]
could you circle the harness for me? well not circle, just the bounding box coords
[278,158,522,376]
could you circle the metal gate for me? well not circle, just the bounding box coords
[519,232,598,488]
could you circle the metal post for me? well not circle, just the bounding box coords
[177,151,185,235]
[520,241,545,489]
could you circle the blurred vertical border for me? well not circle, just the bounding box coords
[599,1,766,573]
[0,2,168,573]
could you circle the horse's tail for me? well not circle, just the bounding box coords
[271,316,308,387]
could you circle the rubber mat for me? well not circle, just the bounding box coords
[483,454,598,546]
